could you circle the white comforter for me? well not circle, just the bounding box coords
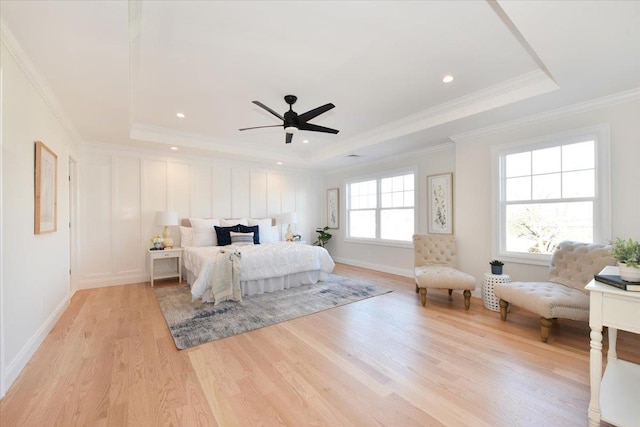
[185,242,335,301]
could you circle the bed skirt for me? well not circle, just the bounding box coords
[185,269,330,297]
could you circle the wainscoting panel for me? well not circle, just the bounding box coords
[191,164,212,218]
[168,162,191,223]
[113,155,143,275]
[79,152,113,279]
[231,168,251,218]
[267,173,283,218]
[211,166,232,219]
[250,171,268,219]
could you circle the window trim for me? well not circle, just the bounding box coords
[491,124,611,265]
[344,166,417,248]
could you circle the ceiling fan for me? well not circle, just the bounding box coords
[239,95,339,144]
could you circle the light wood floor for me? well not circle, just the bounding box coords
[1,264,639,426]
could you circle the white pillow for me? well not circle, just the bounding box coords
[230,231,254,246]
[220,218,248,226]
[248,218,272,243]
[179,226,193,247]
[189,218,220,246]
[259,225,280,243]
[192,228,217,247]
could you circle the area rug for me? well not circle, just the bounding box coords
[153,274,392,350]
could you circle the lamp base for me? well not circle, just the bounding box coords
[285,224,294,242]
[163,226,174,249]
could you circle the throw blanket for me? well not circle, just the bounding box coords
[209,248,242,305]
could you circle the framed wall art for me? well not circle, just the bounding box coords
[427,173,453,234]
[327,188,339,229]
[35,141,58,234]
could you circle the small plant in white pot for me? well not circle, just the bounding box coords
[610,238,640,282]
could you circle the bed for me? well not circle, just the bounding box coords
[181,218,335,303]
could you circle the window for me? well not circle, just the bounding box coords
[494,125,610,263]
[347,170,415,244]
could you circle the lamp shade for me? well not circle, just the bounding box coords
[281,212,297,225]
[154,211,179,226]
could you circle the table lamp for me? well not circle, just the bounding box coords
[155,211,179,249]
[282,212,297,241]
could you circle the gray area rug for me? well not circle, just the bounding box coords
[153,274,392,350]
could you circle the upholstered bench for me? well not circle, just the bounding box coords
[494,241,616,342]
[413,234,476,309]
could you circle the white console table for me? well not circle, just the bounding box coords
[585,265,640,426]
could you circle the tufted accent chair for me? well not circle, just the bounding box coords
[413,234,476,309]
[493,241,616,342]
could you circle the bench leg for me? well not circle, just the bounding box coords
[499,299,509,321]
[419,288,427,306]
[540,317,553,342]
[448,289,453,296]
[463,290,471,310]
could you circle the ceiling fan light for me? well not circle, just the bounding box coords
[284,126,298,134]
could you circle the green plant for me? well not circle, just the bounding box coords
[610,238,640,268]
[489,260,504,266]
[314,226,332,248]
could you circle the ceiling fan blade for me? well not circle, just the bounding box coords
[285,133,293,144]
[298,123,339,134]
[239,124,283,131]
[297,103,335,123]
[252,101,284,121]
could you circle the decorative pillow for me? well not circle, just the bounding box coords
[220,218,248,227]
[179,226,194,247]
[215,225,240,246]
[230,231,255,246]
[238,224,260,244]
[267,225,280,243]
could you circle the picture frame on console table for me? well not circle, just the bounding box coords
[327,188,339,229]
[34,141,58,234]
[427,173,453,234]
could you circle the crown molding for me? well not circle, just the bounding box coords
[0,21,82,147]
[450,87,640,143]
[312,69,559,162]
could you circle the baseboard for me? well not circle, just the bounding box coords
[2,294,69,397]
[332,257,413,278]
[79,273,149,289]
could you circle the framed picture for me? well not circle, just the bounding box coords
[35,141,58,234]
[327,188,339,229]
[427,173,453,234]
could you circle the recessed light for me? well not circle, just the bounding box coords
[176,112,185,118]
[302,139,309,144]
[277,161,283,165]
[442,75,454,83]
[170,146,178,151]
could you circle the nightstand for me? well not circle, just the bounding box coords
[149,248,182,287]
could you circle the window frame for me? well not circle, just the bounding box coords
[491,124,611,265]
[345,167,417,248]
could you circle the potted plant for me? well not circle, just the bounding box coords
[490,260,504,275]
[150,235,164,250]
[314,226,332,248]
[610,237,640,282]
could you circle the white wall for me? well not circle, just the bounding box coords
[455,98,640,285]
[78,144,323,288]
[323,144,455,277]
[1,41,79,397]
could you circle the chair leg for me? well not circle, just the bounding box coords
[499,299,509,321]
[419,288,427,306]
[463,290,471,310]
[415,283,419,293]
[540,317,553,343]
[448,289,453,296]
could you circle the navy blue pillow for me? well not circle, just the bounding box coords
[214,225,239,246]
[238,224,260,244]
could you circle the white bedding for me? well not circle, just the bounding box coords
[184,242,335,302]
